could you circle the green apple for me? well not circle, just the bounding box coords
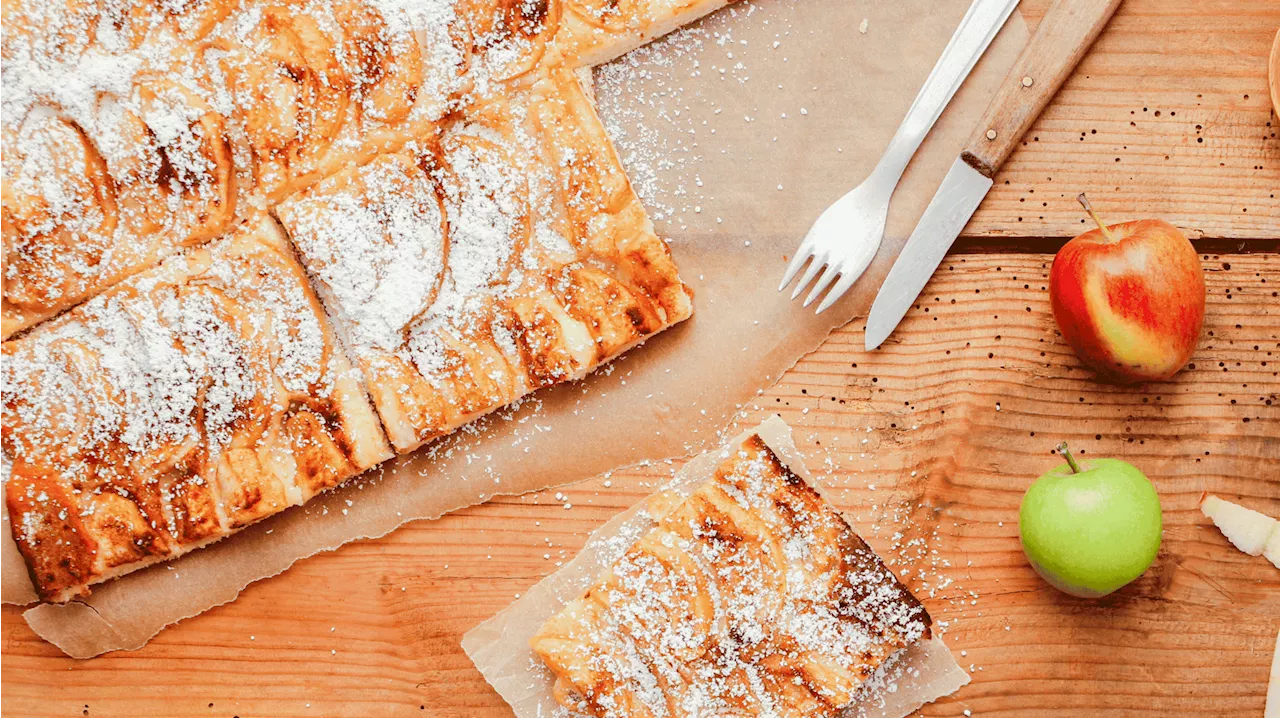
[1018,443,1162,597]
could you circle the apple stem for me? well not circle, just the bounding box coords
[1057,442,1083,474]
[1077,193,1117,243]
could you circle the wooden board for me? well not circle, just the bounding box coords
[3,0,1279,716]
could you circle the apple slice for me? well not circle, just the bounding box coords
[1200,494,1280,568]
[1199,494,1274,555]
[1266,529,1280,570]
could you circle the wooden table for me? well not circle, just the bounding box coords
[4,0,1278,715]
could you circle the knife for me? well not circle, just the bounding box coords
[864,0,1124,351]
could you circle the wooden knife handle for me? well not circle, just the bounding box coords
[960,0,1123,178]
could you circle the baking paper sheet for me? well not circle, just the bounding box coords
[461,416,971,717]
[2,0,1028,657]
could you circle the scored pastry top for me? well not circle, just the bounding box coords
[2,216,391,602]
[276,70,691,452]
[530,435,931,718]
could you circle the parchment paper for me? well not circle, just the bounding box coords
[2,0,1028,657]
[461,416,971,717]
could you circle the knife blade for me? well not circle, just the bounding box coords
[864,158,991,350]
[864,0,1124,351]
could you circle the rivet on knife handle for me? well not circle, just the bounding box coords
[961,0,1124,178]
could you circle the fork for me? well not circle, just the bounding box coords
[778,0,1020,313]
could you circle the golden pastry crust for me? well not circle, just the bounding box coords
[530,436,932,718]
[2,216,391,602]
[276,69,692,452]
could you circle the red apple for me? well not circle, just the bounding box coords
[1049,195,1205,383]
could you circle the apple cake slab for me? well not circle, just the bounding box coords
[529,433,933,717]
[275,69,691,452]
[2,215,392,602]
[0,0,554,338]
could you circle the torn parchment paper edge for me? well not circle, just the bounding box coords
[461,415,971,718]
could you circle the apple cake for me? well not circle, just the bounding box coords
[275,69,691,452]
[529,434,932,717]
[3,0,727,601]
[2,216,392,602]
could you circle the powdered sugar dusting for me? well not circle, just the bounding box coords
[593,27,711,223]
[279,153,448,350]
[277,105,539,364]
[438,123,529,297]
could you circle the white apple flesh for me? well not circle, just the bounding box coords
[1266,530,1280,569]
[1199,494,1280,569]
[1200,495,1274,555]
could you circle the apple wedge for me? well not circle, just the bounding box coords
[1199,494,1280,569]
[1268,530,1280,570]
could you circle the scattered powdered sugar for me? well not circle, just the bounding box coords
[277,124,538,399]
[168,287,264,449]
[205,246,330,395]
[7,110,109,265]
[593,26,712,223]
[366,0,548,114]
[63,312,191,453]
[1,5,149,135]
[140,87,219,198]
[372,0,470,108]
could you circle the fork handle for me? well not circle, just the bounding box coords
[870,0,1021,186]
[961,0,1123,177]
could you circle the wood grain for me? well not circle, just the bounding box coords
[3,253,1276,718]
[969,0,1280,241]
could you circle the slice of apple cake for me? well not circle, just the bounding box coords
[530,434,932,717]
[3,216,391,601]
[275,69,692,452]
